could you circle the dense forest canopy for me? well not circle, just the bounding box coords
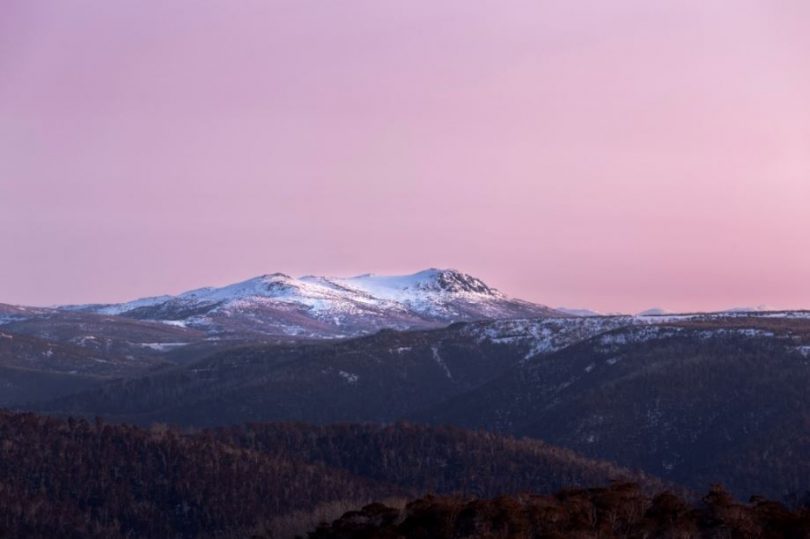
[0,411,658,538]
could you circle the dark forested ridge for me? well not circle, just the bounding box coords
[0,410,654,539]
[35,326,530,426]
[214,422,662,499]
[309,483,810,539]
[29,316,810,500]
[424,330,810,498]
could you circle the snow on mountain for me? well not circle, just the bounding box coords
[59,269,560,338]
[320,268,540,322]
[463,316,641,360]
[95,295,175,316]
[332,269,500,300]
[0,304,52,325]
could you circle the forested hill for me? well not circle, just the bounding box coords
[0,410,655,539]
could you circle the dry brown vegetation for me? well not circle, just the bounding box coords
[308,483,810,539]
[0,411,652,538]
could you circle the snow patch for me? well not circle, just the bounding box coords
[795,346,810,358]
[465,317,645,361]
[431,346,453,380]
[160,320,189,328]
[137,342,190,351]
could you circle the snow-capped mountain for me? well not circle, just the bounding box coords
[62,269,560,338]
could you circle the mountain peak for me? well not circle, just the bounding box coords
[257,272,292,281]
[338,269,501,298]
[423,268,498,295]
[252,273,296,288]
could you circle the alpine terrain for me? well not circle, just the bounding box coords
[59,269,561,338]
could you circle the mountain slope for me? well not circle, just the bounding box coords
[0,310,206,358]
[59,269,560,338]
[423,319,810,498]
[36,325,527,425]
[0,328,175,405]
[35,317,631,426]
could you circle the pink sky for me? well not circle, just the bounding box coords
[1,1,809,313]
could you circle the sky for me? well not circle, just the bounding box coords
[1,1,809,313]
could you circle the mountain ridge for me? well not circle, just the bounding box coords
[56,269,561,338]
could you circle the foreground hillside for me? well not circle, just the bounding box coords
[0,411,652,539]
[309,484,810,539]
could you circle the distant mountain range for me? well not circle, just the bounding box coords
[58,269,560,338]
[5,268,810,502]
